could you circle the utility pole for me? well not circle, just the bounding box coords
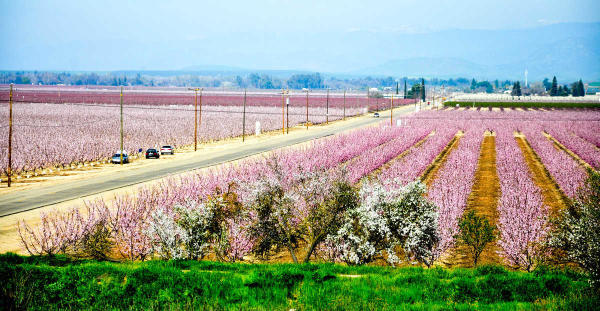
[390,94,394,126]
[188,88,200,151]
[7,84,13,187]
[367,87,370,111]
[404,80,407,99]
[343,89,346,120]
[280,89,287,135]
[120,86,124,165]
[326,88,329,124]
[242,89,247,142]
[305,89,309,130]
[421,78,425,103]
[199,88,203,137]
[286,88,290,134]
[441,84,445,110]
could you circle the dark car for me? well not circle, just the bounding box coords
[146,148,160,159]
[373,112,380,118]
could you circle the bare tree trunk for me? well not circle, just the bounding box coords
[303,236,322,263]
[288,244,298,264]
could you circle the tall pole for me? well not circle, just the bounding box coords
[390,94,394,126]
[305,90,309,130]
[281,89,285,135]
[343,89,346,120]
[367,88,370,111]
[440,85,444,110]
[188,87,201,150]
[194,89,198,151]
[199,88,203,138]
[7,84,13,187]
[286,88,290,134]
[421,78,425,103]
[326,88,329,124]
[242,89,247,142]
[120,86,124,165]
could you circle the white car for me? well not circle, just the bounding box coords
[160,145,174,155]
[111,151,129,164]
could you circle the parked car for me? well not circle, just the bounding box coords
[111,151,129,164]
[160,145,174,155]
[373,112,380,118]
[145,148,160,159]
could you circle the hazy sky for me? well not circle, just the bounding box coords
[1,0,599,71]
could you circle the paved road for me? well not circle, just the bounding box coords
[0,107,414,217]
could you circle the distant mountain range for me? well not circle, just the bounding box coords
[179,23,600,81]
[355,35,600,81]
[3,22,599,81]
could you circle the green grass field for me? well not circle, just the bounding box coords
[1,253,597,310]
[444,101,600,108]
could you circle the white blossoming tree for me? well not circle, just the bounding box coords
[323,180,440,266]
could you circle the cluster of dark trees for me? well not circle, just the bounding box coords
[511,81,522,96]
[285,73,325,89]
[543,76,586,97]
[405,78,426,101]
[471,79,493,93]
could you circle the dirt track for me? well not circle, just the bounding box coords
[516,135,568,217]
[445,134,502,267]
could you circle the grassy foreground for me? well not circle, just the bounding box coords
[444,101,600,108]
[1,253,597,310]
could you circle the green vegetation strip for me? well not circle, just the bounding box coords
[445,101,600,108]
[1,253,597,310]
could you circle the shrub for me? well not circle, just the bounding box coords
[456,210,496,266]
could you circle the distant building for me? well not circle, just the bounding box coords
[586,82,600,95]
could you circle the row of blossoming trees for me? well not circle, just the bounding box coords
[0,102,364,176]
[17,108,599,270]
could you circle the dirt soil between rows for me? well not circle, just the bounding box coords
[515,134,568,217]
[443,133,502,267]
[543,132,595,171]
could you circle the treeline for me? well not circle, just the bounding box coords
[543,76,586,97]
[0,71,589,95]
[0,71,472,91]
